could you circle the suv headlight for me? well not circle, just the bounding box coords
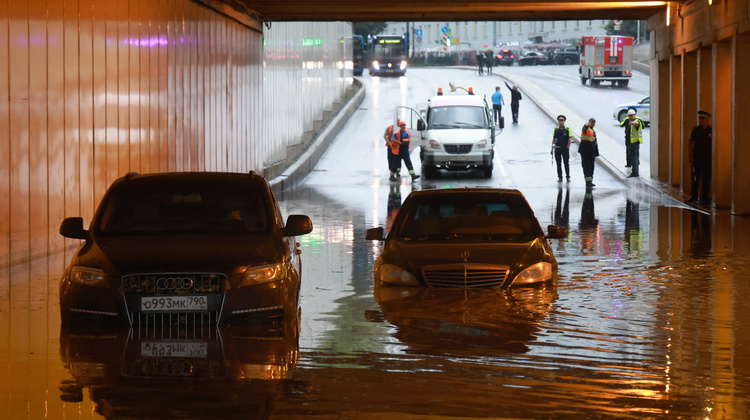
[428,139,441,149]
[379,264,419,286]
[476,139,488,149]
[69,266,109,288]
[511,262,553,285]
[240,263,288,287]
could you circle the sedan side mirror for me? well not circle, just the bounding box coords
[546,224,567,239]
[282,215,313,237]
[365,227,385,241]
[60,217,89,240]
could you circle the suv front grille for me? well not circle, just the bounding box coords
[422,264,509,288]
[444,144,472,154]
[122,273,226,294]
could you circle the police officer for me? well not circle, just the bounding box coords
[580,118,599,187]
[686,110,712,203]
[392,120,420,181]
[622,109,644,177]
[551,115,573,182]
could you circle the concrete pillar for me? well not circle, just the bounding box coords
[714,41,732,208]
[733,33,750,215]
[698,48,712,114]
[669,54,682,186]
[651,58,670,182]
[681,52,698,193]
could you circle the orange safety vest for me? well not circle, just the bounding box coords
[392,129,410,154]
[581,127,596,142]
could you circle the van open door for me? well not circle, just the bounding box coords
[394,106,428,148]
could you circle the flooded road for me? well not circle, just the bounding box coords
[3,68,750,419]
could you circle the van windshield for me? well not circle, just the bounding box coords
[427,106,489,129]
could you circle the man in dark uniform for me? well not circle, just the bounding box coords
[551,115,573,182]
[504,81,522,124]
[686,110,712,203]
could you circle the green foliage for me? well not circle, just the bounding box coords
[353,22,388,37]
[604,20,650,41]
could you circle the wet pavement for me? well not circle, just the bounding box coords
[3,67,750,419]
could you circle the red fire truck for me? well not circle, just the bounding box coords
[579,35,634,87]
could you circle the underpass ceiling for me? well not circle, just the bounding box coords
[227,1,671,22]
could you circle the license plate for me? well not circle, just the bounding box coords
[450,156,468,162]
[386,70,394,73]
[140,295,208,312]
[141,341,208,358]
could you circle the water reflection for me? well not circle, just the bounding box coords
[579,186,598,255]
[624,199,642,253]
[690,211,712,258]
[368,282,557,355]
[59,323,300,419]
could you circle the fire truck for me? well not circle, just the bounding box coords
[579,35,634,87]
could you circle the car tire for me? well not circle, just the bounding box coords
[618,110,628,123]
[620,80,629,88]
[563,57,572,65]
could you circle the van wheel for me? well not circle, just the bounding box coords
[482,166,493,178]
[422,164,436,179]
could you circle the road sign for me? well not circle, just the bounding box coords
[415,29,423,37]
[416,36,423,43]
[441,26,448,34]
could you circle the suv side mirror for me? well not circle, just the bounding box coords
[282,215,313,237]
[365,227,385,241]
[60,217,89,239]
[546,225,567,239]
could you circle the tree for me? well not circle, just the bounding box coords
[605,20,649,42]
[353,22,388,37]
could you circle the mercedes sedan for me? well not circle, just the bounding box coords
[59,171,313,327]
[366,188,567,288]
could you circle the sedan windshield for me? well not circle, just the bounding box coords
[427,106,488,130]
[98,186,270,235]
[393,195,541,241]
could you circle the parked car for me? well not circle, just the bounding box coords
[58,171,313,327]
[366,188,567,288]
[613,96,651,125]
[550,47,580,65]
[494,49,518,66]
[517,51,550,66]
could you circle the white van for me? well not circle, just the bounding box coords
[400,86,497,179]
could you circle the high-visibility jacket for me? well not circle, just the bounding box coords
[628,118,643,143]
[392,129,411,154]
[580,127,596,142]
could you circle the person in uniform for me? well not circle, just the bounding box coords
[504,81,522,124]
[551,115,573,182]
[579,118,599,187]
[392,120,420,181]
[622,109,644,177]
[384,119,401,181]
[686,110,712,203]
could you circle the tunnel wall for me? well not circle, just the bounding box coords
[649,0,750,214]
[0,0,354,267]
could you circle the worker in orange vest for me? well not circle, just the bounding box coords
[383,119,402,181]
[580,118,599,188]
[391,120,420,181]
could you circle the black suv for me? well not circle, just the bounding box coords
[59,171,313,327]
[551,47,580,65]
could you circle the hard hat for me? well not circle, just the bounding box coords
[627,109,637,115]
[398,120,407,126]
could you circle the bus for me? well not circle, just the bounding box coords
[352,35,365,76]
[369,34,408,77]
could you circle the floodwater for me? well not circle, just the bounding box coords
[3,67,750,419]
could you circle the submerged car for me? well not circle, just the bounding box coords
[59,171,313,327]
[613,96,651,124]
[366,188,567,288]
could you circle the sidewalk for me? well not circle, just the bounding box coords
[493,68,699,212]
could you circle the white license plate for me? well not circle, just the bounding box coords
[450,156,468,162]
[140,295,208,312]
[141,341,208,358]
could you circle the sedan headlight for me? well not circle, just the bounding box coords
[68,266,109,288]
[379,264,419,286]
[476,139,488,149]
[240,263,287,287]
[511,262,553,285]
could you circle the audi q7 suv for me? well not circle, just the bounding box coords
[59,171,313,327]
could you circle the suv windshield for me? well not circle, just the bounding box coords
[394,194,541,241]
[427,105,488,130]
[98,186,270,235]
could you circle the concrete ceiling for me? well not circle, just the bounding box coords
[229,1,671,22]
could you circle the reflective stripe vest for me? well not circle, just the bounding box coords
[628,118,643,143]
[581,127,596,142]
[392,129,410,154]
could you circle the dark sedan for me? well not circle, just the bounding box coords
[366,188,567,288]
[517,51,550,66]
[59,171,313,327]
